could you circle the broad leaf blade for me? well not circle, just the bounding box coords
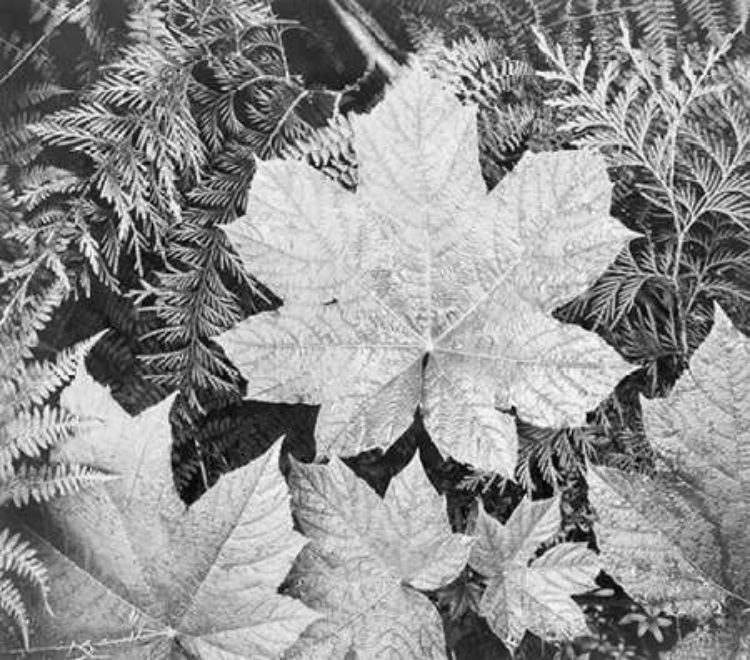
[469,497,599,650]
[589,305,748,620]
[500,542,600,647]
[0,371,317,658]
[217,67,635,475]
[285,454,471,659]
[470,496,561,575]
[643,306,750,601]
[589,466,725,619]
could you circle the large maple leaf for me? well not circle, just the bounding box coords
[468,496,600,650]
[0,370,317,658]
[589,306,748,622]
[282,453,473,659]
[216,67,635,476]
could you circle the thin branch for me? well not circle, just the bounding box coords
[0,0,90,89]
[325,0,400,80]
[260,88,309,157]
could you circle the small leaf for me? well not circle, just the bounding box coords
[284,453,472,659]
[469,497,599,650]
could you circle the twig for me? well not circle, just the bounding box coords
[325,0,400,80]
[0,0,90,89]
[339,0,400,55]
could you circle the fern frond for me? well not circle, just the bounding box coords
[413,33,546,182]
[575,237,674,327]
[0,77,66,168]
[0,299,100,478]
[634,0,679,71]
[289,116,358,189]
[538,26,748,356]
[19,331,104,407]
[681,0,744,42]
[516,421,599,493]
[0,529,48,595]
[0,577,29,649]
[0,463,114,507]
[418,36,535,103]
[0,82,66,114]
[28,3,206,273]
[399,0,744,79]
[142,145,260,410]
[0,285,91,386]
[15,166,85,212]
[241,83,321,158]
[0,406,78,476]
[481,102,540,153]
[0,282,67,363]
[143,2,332,414]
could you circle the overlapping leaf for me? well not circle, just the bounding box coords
[468,496,600,650]
[216,66,635,475]
[589,306,749,620]
[664,623,750,659]
[283,454,473,659]
[588,466,725,619]
[0,370,317,658]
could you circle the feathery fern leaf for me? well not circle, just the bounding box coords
[31,12,205,268]
[143,2,332,415]
[394,0,746,77]
[0,462,114,507]
[288,115,358,189]
[0,529,48,595]
[414,34,548,182]
[538,26,750,357]
[0,577,30,649]
[10,331,103,408]
[142,147,260,413]
[0,274,106,646]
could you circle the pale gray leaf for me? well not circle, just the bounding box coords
[590,305,749,618]
[217,67,635,475]
[285,453,470,659]
[468,497,598,649]
[0,370,317,658]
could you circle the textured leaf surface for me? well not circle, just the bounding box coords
[217,67,635,475]
[643,307,750,602]
[0,370,317,658]
[663,625,750,660]
[283,454,473,659]
[588,467,724,618]
[589,306,749,617]
[468,496,599,649]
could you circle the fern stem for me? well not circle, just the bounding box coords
[263,89,310,156]
[664,31,738,355]
[192,436,209,491]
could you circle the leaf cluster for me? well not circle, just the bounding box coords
[1,1,749,658]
